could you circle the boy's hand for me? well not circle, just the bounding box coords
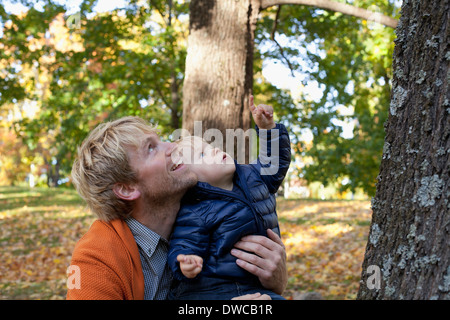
[177,254,203,279]
[249,95,276,130]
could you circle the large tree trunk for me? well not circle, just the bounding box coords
[182,0,258,154]
[357,0,449,300]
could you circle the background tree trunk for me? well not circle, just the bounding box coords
[182,0,258,154]
[357,0,449,299]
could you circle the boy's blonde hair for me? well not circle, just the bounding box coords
[174,135,207,164]
[71,116,157,221]
[175,135,206,149]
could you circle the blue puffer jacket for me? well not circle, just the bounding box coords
[168,123,291,282]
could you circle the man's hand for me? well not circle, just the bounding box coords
[177,254,203,279]
[249,95,276,130]
[232,293,272,300]
[231,229,287,295]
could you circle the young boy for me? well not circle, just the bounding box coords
[167,96,291,300]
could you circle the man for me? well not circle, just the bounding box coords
[67,115,287,300]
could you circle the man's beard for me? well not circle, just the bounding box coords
[140,172,197,209]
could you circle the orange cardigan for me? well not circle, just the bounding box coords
[66,219,145,300]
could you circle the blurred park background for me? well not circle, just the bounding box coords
[0,0,401,299]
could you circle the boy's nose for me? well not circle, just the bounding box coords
[164,142,177,156]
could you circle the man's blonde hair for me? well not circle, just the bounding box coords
[71,116,157,221]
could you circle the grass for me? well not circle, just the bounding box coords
[0,186,372,300]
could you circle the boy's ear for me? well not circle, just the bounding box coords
[113,183,141,201]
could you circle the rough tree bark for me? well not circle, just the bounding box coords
[182,0,257,145]
[357,0,449,299]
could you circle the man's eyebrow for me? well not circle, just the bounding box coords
[141,135,158,153]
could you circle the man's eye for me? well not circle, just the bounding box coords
[149,146,155,153]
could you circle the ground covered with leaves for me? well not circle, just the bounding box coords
[0,186,371,300]
[279,199,372,299]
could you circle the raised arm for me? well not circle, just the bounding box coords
[249,96,292,193]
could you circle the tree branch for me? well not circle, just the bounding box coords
[149,0,168,26]
[154,86,171,109]
[270,5,282,40]
[260,0,398,28]
[270,6,296,77]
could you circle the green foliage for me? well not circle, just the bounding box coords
[256,0,399,196]
[1,0,399,195]
[1,0,188,182]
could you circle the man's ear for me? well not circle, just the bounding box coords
[113,183,141,201]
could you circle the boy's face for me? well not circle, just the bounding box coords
[175,137,236,188]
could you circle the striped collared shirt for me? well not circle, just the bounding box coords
[125,217,172,300]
